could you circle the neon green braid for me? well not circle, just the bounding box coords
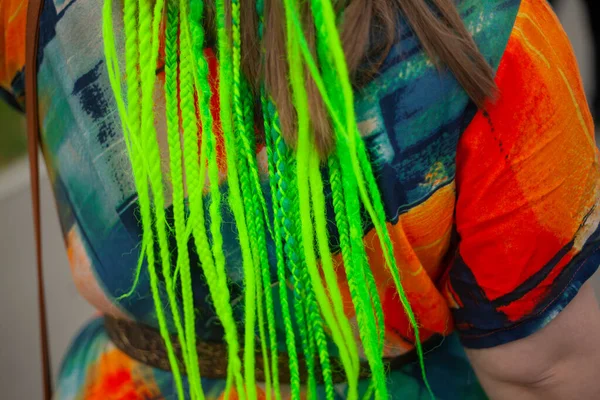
[102,0,436,398]
[362,380,376,400]
[332,140,388,399]
[212,0,267,398]
[231,9,301,398]
[265,128,303,400]
[103,0,146,300]
[268,109,324,399]
[181,0,246,397]
[328,154,385,352]
[308,152,361,396]
[283,1,432,397]
[102,0,186,398]
[138,0,192,381]
[311,1,432,390]
[254,4,285,397]
[240,83,274,400]
[323,151,390,398]
[281,1,359,398]
[164,0,204,398]
[291,0,433,397]
[230,0,260,395]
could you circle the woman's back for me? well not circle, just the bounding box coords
[2,0,600,398]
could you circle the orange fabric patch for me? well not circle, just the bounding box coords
[454,0,597,319]
[0,0,27,92]
[82,349,161,400]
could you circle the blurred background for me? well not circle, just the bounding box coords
[0,1,599,399]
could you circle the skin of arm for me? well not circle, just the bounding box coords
[466,282,600,399]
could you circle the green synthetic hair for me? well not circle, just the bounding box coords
[103,0,187,399]
[102,0,434,398]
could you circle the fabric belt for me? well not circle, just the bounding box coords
[104,314,442,384]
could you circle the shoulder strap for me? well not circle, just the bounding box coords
[25,0,52,399]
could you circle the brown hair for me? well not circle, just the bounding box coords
[220,0,496,155]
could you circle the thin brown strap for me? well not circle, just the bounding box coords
[103,315,445,384]
[25,0,52,399]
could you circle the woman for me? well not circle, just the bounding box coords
[2,0,600,398]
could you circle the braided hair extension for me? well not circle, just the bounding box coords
[164,1,206,398]
[281,9,391,384]
[103,0,187,399]
[328,153,386,353]
[182,0,246,396]
[308,0,433,395]
[269,108,327,399]
[284,2,432,397]
[280,3,361,399]
[255,3,298,399]
[102,0,437,398]
[267,115,304,399]
[255,21,332,398]
[242,80,274,398]
[230,0,265,395]
[240,81,275,400]
[137,0,191,358]
[107,0,146,302]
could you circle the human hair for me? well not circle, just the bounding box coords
[102,0,493,398]
[237,0,495,154]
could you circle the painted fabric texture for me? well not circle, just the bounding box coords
[2,0,599,398]
[54,318,485,399]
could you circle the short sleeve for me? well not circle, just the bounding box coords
[447,0,600,349]
[0,0,28,111]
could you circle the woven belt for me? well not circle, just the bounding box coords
[105,315,440,384]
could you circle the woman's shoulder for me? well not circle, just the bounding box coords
[353,0,563,162]
[354,0,523,120]
[367,0,522,83]
[350,0,527,219]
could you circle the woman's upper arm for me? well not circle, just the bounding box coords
[447,0,600,350]
[446,1,600,395]
[466,283,600,399]
[0,0,28,110]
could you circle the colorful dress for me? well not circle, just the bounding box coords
[1,0,599,398]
